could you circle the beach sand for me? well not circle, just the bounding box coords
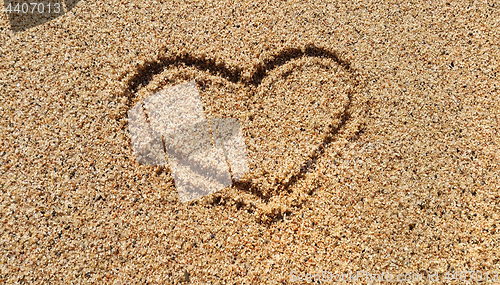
[1,0,500,283]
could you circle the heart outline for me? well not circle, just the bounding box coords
[119,44,364,222]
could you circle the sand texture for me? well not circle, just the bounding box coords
[1,0,500,283]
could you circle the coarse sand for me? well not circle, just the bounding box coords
[1,0,500,283]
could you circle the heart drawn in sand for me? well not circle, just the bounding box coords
[123,45,360,210]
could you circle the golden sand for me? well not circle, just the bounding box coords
[1,0,499,283]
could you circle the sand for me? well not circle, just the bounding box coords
[1,0,500,283]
